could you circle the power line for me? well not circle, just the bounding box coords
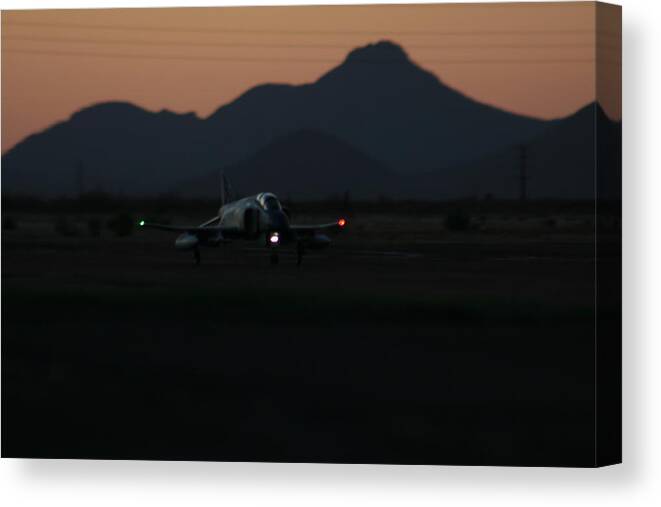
[3,48,620,65]
[2,20,620,38]
[2,35,618,51]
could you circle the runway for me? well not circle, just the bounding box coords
[2,212,617,465]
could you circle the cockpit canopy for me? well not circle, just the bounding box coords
[256,192,282,211]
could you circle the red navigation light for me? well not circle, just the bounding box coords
[338,218,347,227]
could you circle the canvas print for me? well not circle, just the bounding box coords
[1,2,621,466]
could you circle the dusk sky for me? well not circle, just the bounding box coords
[1,2,621,152]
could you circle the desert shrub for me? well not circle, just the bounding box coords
[107,212,135,237]
[2,216,18,231]
[444,209,471,232]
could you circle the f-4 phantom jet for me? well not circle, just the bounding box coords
[139,175,347,266]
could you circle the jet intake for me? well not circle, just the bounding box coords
[175,233,199,250]
[244,208,260,238]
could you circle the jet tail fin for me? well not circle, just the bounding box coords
[220,171,226,208]
[220,171,233,208]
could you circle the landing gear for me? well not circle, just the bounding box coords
[193,247,201,266]
[270,251,279,265]
[296,241,305,267]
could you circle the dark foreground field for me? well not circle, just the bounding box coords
[2,210,619,466]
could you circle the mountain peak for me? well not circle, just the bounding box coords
[70,101,147,120]
[345,40,410,63]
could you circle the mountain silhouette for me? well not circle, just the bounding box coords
[1,40,615,199]
[443,102,621,200]
[177,129,396,200]
[176,102,620,201]
[2,102,209,196]
[204,41,547,173]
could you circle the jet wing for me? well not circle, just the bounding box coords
[139,221,239,237]
[290,219,347,236]
[141,223,217,232]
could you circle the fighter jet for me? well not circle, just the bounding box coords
[138,174,347,266]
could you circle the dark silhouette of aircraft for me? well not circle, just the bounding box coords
[139,174,346,265]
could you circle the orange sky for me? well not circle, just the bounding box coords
[1,2,621,153]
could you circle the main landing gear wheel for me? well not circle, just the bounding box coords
[193,247,201,266]
[270,251,279,265]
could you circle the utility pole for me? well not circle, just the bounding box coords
[75,160,85,197]
[518,144,528,202]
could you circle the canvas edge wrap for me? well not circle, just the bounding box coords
[595,0,622,467]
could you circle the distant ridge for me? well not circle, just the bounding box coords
[2,40,613,199]
[178,102,620,201]
[441,102,621,200]
[177,129,396,199]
